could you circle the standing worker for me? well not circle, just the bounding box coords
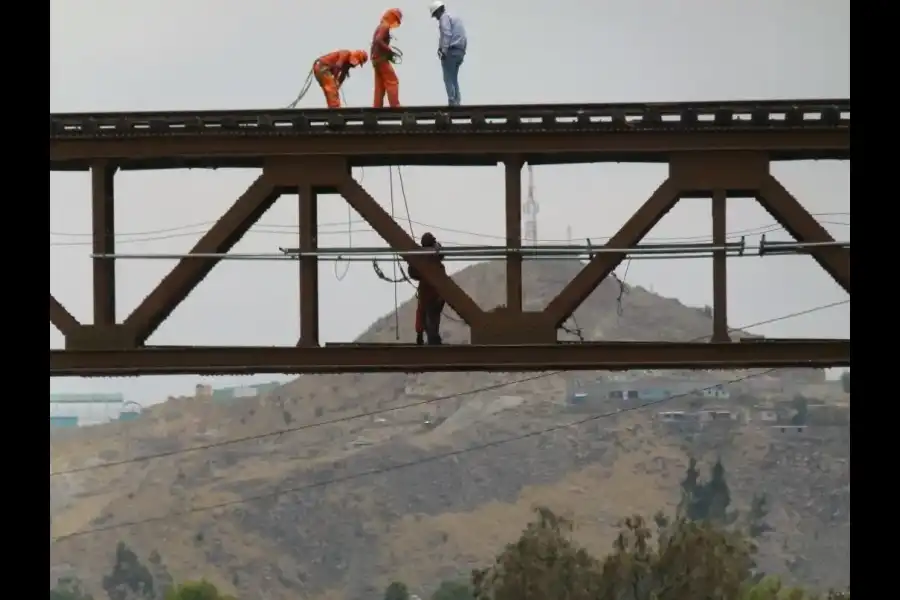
[313,50,369,108]
[429,1,467,106]
[408,232,446,346]
[372,8,403,108]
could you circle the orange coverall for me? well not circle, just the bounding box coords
[314,50,352,108]
[371,10,402,108]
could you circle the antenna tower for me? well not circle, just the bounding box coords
[523,164,539,245]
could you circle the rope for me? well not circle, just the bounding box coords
[389,45,404,65]
[286,68,315,109]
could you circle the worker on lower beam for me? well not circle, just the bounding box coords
[371,8,403,108]
[314,50,369,108]
[408,232,446,345]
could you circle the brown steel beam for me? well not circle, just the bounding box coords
[711,189,729,342]
[544,178,683,327]
[505,157,523,312]
[49,130,850,169]
[337,176,485,327]
[91,162,117,325]
[50,294,80,336]
[298,184,319,347]
[756,175,850,293]
[123,175,280,345]
[49,339,851,377]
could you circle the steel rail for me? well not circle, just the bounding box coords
[49,339,852,377]
[50,98,850,140]
[50,98,851,121]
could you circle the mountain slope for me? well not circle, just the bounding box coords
[49,260,846,600]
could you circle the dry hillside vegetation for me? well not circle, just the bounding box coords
[50,260,849,600]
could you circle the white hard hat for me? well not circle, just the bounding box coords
[429,1,445,15]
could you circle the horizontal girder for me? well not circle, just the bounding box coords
[49,340,850,377]
[49,99,850,170]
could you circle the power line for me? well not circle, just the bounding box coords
[50,299,848,479]
[51,370,776,542]
[49,215,850,247]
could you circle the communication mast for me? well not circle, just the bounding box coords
[523,164,539,245]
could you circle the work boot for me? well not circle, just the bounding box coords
[427,335,443,346]
[415,332,424,345]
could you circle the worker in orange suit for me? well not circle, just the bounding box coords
[371,8,403,108]
[313,49,369,108]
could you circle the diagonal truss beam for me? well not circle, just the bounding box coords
[544,178,683,327]
[50,294,80,336]
[124,174,280,345]
[337,176,485,327]
[756,175,850,293]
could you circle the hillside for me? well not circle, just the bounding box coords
[49,260,848,600]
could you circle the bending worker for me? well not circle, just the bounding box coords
[372,8,403,108]
[429,1,467,106]
[408,232,446,346]
[313,49,369,108]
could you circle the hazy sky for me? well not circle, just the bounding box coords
[49,0,850,403]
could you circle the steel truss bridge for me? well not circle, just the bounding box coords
[49,99,851,377]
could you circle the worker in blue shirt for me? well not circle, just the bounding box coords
[429,1,467,106]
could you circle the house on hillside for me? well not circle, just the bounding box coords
[566,376,733,408]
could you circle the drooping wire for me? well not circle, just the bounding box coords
[49,298,849,481]
[388,169,401,339]
[614,258,632,317]
[51,369,789,542]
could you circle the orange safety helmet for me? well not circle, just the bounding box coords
[349,50,369,66]
[381,8,403,28]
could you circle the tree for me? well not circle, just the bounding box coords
[431,580,475,600]
[678,457,706,521]
[705,458,736,525]
[791,396,809,426]
[471,507,604,600]
[747,493,772,539]
[102,542,156,600]
[840,371,850,394]
[50,577,94,600]
[384,581,411,600]
[165,580,237,600]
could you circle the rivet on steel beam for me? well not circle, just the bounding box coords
[821,107,840,127]
[643,109,661,126]
[785,109,803,126]
[328,114,346,129]
[750,109,769,126]
[714,109,734,126]
[362,113,378,130]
